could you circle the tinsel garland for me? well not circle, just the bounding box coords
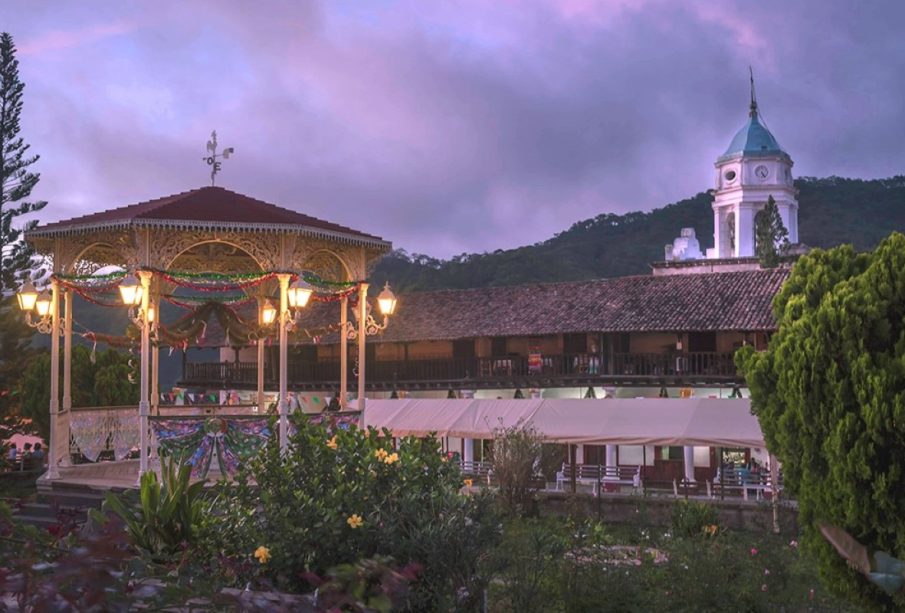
[51,269,363,305]
[162,293,256,310]
[149,268,281,292]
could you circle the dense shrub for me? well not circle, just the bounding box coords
[671,500,719,538]
[199,415,500,611]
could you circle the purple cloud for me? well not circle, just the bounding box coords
[3,0,904,258]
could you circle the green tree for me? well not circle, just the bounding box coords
[19,346,137,441]
[0,32,46,451]
[737,233,905,609]
[754,195,789,268]
[0,32,46,293]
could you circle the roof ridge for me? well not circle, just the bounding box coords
[396,267,790,297]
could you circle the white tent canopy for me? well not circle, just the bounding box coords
[363,398,765,448]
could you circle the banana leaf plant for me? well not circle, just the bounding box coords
[91,457,208,559]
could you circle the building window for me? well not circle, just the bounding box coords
[491,337,507,356]
[660,446,684,461]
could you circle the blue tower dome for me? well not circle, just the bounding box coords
[718,75,787,162]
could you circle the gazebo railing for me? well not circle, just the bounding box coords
[69,406,140,464]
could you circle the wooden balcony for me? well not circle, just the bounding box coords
[179,351,741,390]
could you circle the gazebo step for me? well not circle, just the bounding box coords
[11,511,74,530]
[37,491,105,509]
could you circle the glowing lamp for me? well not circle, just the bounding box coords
[118,273,143,307]
[16,280,38,311]
[34,292,52,317]
[260,300,277,326]
[377,283,397,316]
[287,279,313,309]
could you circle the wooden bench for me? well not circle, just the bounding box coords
[711,467,782,501]
[555,464,642,496]
[459,460,494,485]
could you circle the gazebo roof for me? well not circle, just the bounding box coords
[28,186,389,249]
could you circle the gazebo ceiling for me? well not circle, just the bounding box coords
[27,185,389,249]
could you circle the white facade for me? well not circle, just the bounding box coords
[710,98,799,259]
[712,153,798,258]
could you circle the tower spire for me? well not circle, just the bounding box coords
[749,66,758,118]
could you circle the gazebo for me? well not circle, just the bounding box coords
[19,185,393,485]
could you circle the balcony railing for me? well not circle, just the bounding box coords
[181,351,740,388]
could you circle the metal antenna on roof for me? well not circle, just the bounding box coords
[203,130,235,186]
[748,66,758,118]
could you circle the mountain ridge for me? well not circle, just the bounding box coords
[372,176,905,291]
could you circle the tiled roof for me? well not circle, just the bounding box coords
[28,186,387,246]
[284,268,789,345]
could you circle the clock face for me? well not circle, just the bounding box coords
[755,165,769,180]
[724,169,737,183]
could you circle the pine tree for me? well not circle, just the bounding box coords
[0,32,46,453]
[753,195,789,268]
[0,32,46,293]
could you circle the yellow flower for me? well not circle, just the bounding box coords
[326,436,338,450]
[384,452,399,465]
[347,514,364,529]
[375,448,388,461]
[702,524,718,537]
[254,546,271,564]
[463,478,473,487]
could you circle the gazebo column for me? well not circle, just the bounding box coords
[340,296,348,408]
[46,279,62,480]
[683,446,696,482]
[278,274,290,452]
[138,271,152,481]
[59,288,73,468]
[357,283,369,415]
[256,338,265,413]
[151,295,159,416]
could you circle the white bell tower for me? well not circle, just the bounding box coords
[712,72,798,258]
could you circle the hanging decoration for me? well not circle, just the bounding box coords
[151,416,272,478]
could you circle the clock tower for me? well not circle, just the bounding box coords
[712,75,798,258]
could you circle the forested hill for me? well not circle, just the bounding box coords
[372,176,905,291]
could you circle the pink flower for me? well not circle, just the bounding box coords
[764,568,770,576]
[761,584,768,592]
[789,539,799,548]
[750,547,758,556]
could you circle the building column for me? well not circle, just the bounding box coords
[605,444,617,471]
[137,271,152,481]
[59,288,73,468]
[463,438,474,464]
[340,295,348,408]
[46,279,61,479]
[278,274,290,452]
[683,445,696,482]
[357,283,369,415]
[575,444,584,464]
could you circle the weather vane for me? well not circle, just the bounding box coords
[203,130,235,186]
